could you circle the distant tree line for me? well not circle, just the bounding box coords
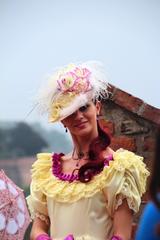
[0,121,72,159]
[0,122,48,159]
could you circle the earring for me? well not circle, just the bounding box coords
[96,115,100,120]
[64,125,68,133]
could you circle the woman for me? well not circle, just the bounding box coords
[136,129,160,240]
[27,61,149,240]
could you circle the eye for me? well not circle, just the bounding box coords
[79,104,90,112]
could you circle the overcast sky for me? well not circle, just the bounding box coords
[0,0,159,130]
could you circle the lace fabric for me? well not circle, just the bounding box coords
[34,212,50,225]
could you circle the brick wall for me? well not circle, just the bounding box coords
[99,84,160,224]
[100,100,157,166]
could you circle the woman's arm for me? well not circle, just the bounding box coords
[113,200,133,240]
[30,217,50,240]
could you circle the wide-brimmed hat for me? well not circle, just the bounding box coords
[36,61,110,122]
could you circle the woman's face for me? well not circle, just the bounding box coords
[61,101,101,137]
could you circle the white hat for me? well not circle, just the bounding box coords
[36,61,110,122]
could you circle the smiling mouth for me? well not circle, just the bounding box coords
[74,121,88,127]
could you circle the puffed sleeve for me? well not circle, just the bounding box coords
[26,153,52,224]
[103,149,150,217]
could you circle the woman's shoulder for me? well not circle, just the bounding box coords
[113,148,143,163]
[31,152,53,178]
[105,147,115,156]
[109,148,150,175]
[103,147,144,167]
[114,148,140,155]
[36,152,53,160]
[31,152,52,168]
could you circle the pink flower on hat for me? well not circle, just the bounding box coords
[57,66,92,94]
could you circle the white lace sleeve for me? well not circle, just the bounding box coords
[34,211,50,225]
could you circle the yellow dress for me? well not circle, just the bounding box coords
[27,149,149,240]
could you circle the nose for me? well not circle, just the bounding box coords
[74,109,84,119]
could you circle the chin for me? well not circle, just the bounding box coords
[75,126,92,137]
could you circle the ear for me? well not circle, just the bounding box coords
[95,101,102,115]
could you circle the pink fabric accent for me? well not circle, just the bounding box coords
[111,235,123,240]
[52,153,78,182]
[104,154,113,167]
[64,234,74,240]
[57,66,92,94]
[52,153,113,182]
[35,233,52,240]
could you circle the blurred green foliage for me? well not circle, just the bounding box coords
[0,122,48,158]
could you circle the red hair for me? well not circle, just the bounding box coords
[78,121,111,182]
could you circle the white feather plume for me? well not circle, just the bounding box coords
[35,61,110,120]
[81,61,110,100]
[35,66,64,115]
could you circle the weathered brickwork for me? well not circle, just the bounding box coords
[100,84,160,234]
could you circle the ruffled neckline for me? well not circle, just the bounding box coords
[31,149,150,203]
[51,152,113,182]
